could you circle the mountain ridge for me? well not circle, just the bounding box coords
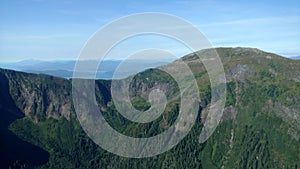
[0,47,299,168]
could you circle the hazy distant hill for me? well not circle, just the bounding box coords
[0,59,172,79]
[0,47,299,169]
[290,56,300,60]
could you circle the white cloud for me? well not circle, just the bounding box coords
[198,15,300,27]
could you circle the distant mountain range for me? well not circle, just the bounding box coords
[0,59,172,79]
[290,56,300,60]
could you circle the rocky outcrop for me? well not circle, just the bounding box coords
[226,64,256,82]
[129,69,178,100]
[266,101,300,130]
[201,105,236,123]
[0,69,72,122]
[292,72,300,83]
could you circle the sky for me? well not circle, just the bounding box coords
[0,0,299,62]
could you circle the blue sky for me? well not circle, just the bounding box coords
[0,0,299,62]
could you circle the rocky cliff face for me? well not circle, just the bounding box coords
[0,69,72,122]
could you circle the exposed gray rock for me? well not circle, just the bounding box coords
[288,128,300,141]
[1,69,72,122]
[201,105,236,123]
[227,64,256,82]
[292,72,300,83]
[222,106,237,121]
[271,102,300,130]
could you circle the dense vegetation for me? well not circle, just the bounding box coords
[0,47,299,168]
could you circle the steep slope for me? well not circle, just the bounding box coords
[0,72,49,168]
[185,48,300,168]
[0,47,299,169]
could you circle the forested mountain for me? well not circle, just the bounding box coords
[0,47,299,169]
